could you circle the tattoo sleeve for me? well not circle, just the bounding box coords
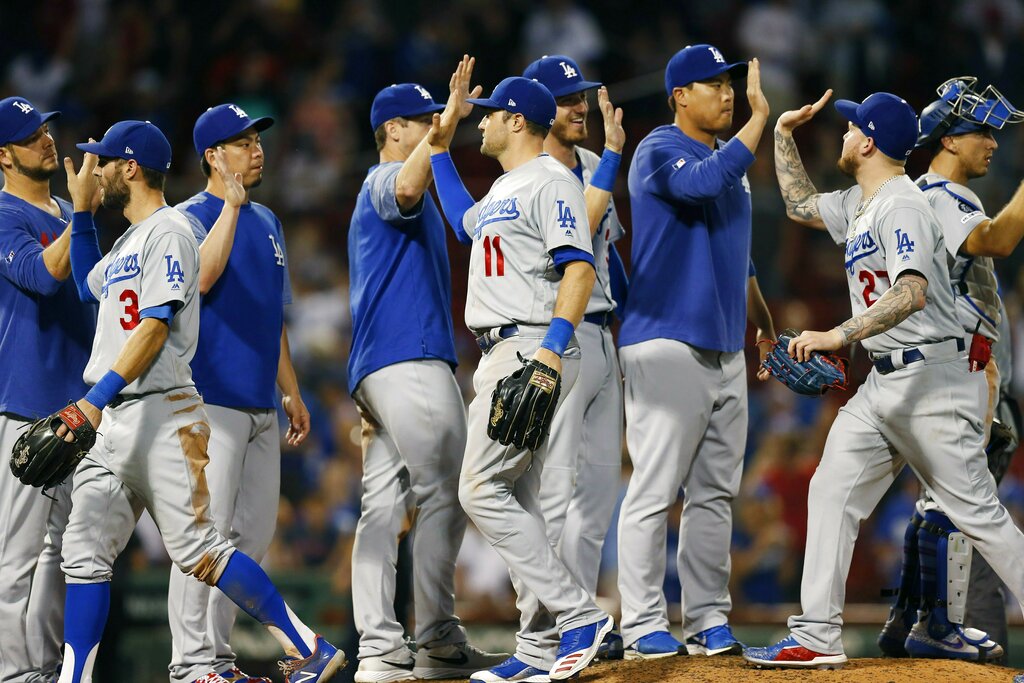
[774,130,822,222]
[836,274,927,344]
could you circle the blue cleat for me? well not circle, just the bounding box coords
[278,635,347,683]
[686,624,744,656]
[550,616,614,679]
[624,631,686,660]
[469,656,549,682]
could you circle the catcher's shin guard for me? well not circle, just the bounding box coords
[878,511,924,656]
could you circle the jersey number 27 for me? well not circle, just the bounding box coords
[859,270,890,307]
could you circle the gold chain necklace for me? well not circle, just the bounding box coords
[854,174,903,218]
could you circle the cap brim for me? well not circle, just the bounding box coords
[466,97,501,111]
[251,116,275,132]
[834,99,863,128]
[76,141,116,157]
[549,79,602,98]
[399,103,445,119]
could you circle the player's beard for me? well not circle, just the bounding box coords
[100,174,131,210]
[9,149,56,181]
[837,150,858,178]
[552,118,587,146]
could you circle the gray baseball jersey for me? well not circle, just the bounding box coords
[817,175,963,353]
[83,207,199,392]
[917,172,1000,341]
[460,155,593,331]
[576,147,624,315]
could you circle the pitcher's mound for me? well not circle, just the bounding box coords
[576,655,1017,682]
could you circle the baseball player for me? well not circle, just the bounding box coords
[165,104,309,683]
[58,120,343,683]
[0,96,95,683]
[743,89,1024,669]
[877,77,1024,661]
[427,60,613,682]
[347,77,506,682]
[517,54,628,659]
[616,44,774,660]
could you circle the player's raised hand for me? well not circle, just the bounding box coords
[212,147,245,208]
[598,86,625,154]
[64,143,100,213]
[787,328,843,363]
[430,55,483,151]
[776,89,833,134]
[281,393,310,446]
[746,58,769,120]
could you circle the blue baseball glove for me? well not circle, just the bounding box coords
[762,329,848,396]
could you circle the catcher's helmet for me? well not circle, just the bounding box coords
[917,76,1024,148]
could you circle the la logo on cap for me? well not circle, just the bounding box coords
[709,46,725,64]
[228,104,248,118]
[560,61,577,79]
[414,85,432,100]
[12,101,32,114]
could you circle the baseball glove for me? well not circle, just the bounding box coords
[488,353,562,451]
[761,329,848,396]
[10,403,96,488]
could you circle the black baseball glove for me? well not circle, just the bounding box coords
[10,403,97,488]
[761,329,848,396]
[488,354,562,451]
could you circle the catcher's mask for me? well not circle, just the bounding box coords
[917,76,1024,148]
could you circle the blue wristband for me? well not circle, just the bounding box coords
[589,149,621,192]
[540,317,575,357]
[84,370,128,409]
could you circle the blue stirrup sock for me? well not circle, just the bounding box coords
[64,582,110,683]
[215,551,316,657]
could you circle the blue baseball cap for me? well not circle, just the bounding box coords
[522,55,601,98]
[193,103,274,157]
[665,44,748,96]
[77,120,172,172]
[370,83,446,131]
[0,97,60,145]
[835,93,918,160]
[467,77,557,129]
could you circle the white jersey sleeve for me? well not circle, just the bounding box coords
[877,206,939,282]
[532,177,593,254]
[138,229,195,312]
[818,187,862,244]
[86,253,110,302]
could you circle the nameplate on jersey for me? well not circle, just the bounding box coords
[844,230,878,275]
[474,197,520,237]
[102,253,141,296]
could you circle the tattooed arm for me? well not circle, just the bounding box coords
[774,90,833,230]
[785,272,928,362]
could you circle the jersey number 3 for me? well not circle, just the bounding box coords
[120,289,140,330]
[483,235,505,277]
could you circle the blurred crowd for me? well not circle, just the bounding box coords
[7,0,1024,641]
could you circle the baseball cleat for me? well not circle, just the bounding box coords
[413,641,509,679]
[597,631,624,660]
[218,667,272,683]
[354,647,415,683]
[877,606,912,657]
[742,635,847,669]
[904,622,1004,661]
[278,635,346,683]
[550,615,614,679]
[469,656,550,682]
[686,624,743,656]
[623,631,686,660]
